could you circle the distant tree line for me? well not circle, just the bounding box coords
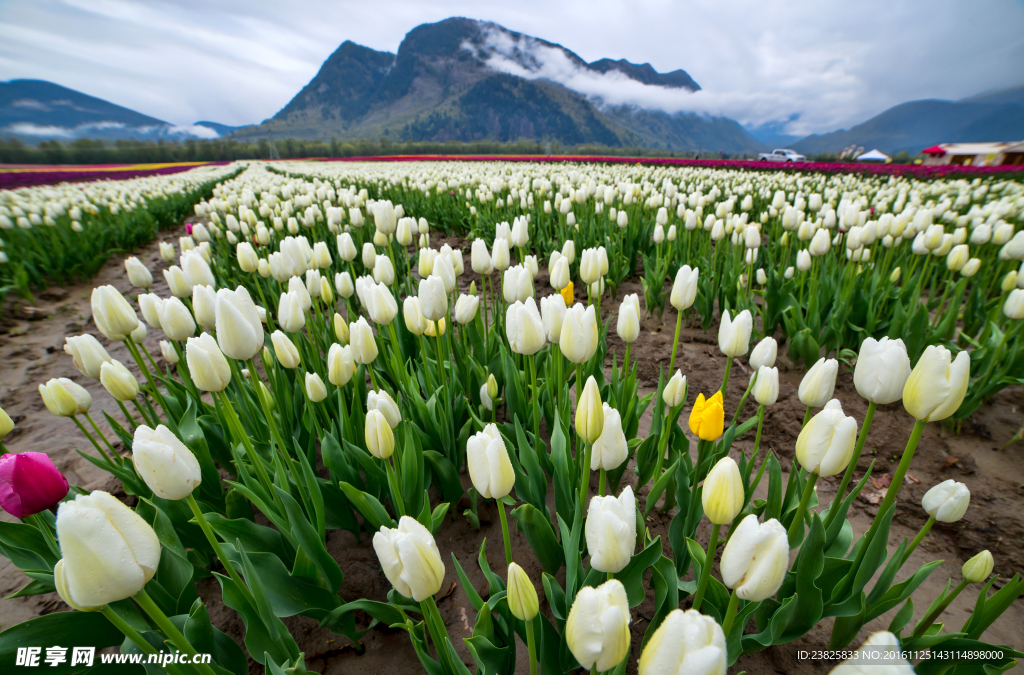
[0,136,782,165]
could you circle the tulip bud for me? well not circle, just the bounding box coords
[64,334,112,380]
[796,399,858,476]
[55,490,161,607]
[327,343,355,387]
[236,242,259,273]
[305,372,328,402]
[467,423,516,499]
[191,284,217,330]
[506,562,539,621]
[689,391,724,441]
[753,365,779,406]
[960,258,981,277]
[485,372,497,403]
[271,330,301,368]
[721,514,789,601]
[349,317,378,364]
[922,479,970,522]
[962,550,993,584]
[337,233,357,261]
[670,265,699,311]
[335,271,354,298]
[160,340,178,364]
[798,357,838,408]
[718,309,752,358]
[455,294,479,324]
[540,294,567,343]
[591,403,628,471]
[638,609,725,675]
[749,336,777,370]
[372,516,445,601]
[39,378,91,417]
[0,406,13,440]
[471,239,493,274]
[479,383,494,411]
[1005,289,1024,320]
[829,632,913,675]
[159,242,175,262]
[215,287,265,360]
[903,345,970,422]
[580,248,602,285]
[362,242,376,269]
[278,291,306,333]
[702,456,744,524]
[91,285,140,342]
[124,256,152,289]
[367,282,398,325]
[566,580,630,672]
[492,238,510,271]
[131,424,202,499]
[854,337,911,404]
[663,370,687,408]
[560,303,599,363]
[418,276,447,322]
[506,297,546,355]
[0,452,69,518]
[585,486,636,572]
[185,333,232,392]
[576,376,605,444]
[616,294,641,343]
[100,360,139,402]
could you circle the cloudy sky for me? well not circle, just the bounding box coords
[1,0,1022,136]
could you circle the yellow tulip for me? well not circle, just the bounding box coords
[689,391,724,441]
[559,280,574,305]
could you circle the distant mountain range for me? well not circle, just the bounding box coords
[2,17,1022,155]
[791,85,1024,155]
[0,80,243,142]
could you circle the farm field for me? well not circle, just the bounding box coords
[0,158,1023,675]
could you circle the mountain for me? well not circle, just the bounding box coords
[231,18,764,153]
[0,80,236,142]
[792,84,1024,155]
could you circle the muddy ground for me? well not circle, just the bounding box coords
[1,228,1022,674]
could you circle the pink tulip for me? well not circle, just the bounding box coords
[0,452,69,519]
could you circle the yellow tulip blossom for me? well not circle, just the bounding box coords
[689,391,724,441]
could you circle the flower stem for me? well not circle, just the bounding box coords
[497,497,513,568]
[731,373,757,427]
[801,405,813,429]
[384,456,407,517]
[125,336,168,421]
[71,416,116,466]
[868,419,926,539]
[825,400,876,530]
[133,588,219,675]
[579,443,592,516]
[116,400,138,430]
[721,588,741,636]
[185,494,256,607]
[720,357,732,393]
[668,311,683,374]
[598,469,606,497]
[691,522,720,612]
[901,515,936,566]
[525,616,539,675]
[787,471,819,547]
[911,579,968,638]
[529,353,541,445]
[28,513,61,559]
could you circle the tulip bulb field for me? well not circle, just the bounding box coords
[1,158,1023,675]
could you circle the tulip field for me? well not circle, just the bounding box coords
[1,158,1024,675]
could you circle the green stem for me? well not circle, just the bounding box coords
[721,588,741,636]
[133,588,219,675]
[71,416,116,466]
[28,513,61,559]
[133,400,156,427]
[868,419,926,539]
[622,342,632,380]
[901,516,936,566]
[139,343,161,375]
[497,497,513,568]
[801,405,813,430]
[579,443,592,515]
[912,579,968,638]
[217,391,280,513]
[185,494,256,607]
[525,616,539,675]
[788,472,819,547]
[720,357,732,393]
[668,310,683,374]
[731,372,757,427]
[100,604,157,655]
[752,405,765,457]
[125,336,168,421]
[116,400,138,429]
[825,400,876,530]
[529,353,541,445]
[691,523,720,612]
[384,457,407,516]
[84,412,119,460]
[598,469,606,497]
[420,595,455,674]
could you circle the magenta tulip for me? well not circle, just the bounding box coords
[0,452,69,519]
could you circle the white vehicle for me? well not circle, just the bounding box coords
[758,148,806,162]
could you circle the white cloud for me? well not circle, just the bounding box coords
[7,122,73,136]
[0,0,1022,136]
[167,124,220,139]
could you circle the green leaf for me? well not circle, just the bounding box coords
[274,487,344,594]
[0,612,123,674]
[338,481,396,531]
[610,536,662,607]
[510,504,563,575]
